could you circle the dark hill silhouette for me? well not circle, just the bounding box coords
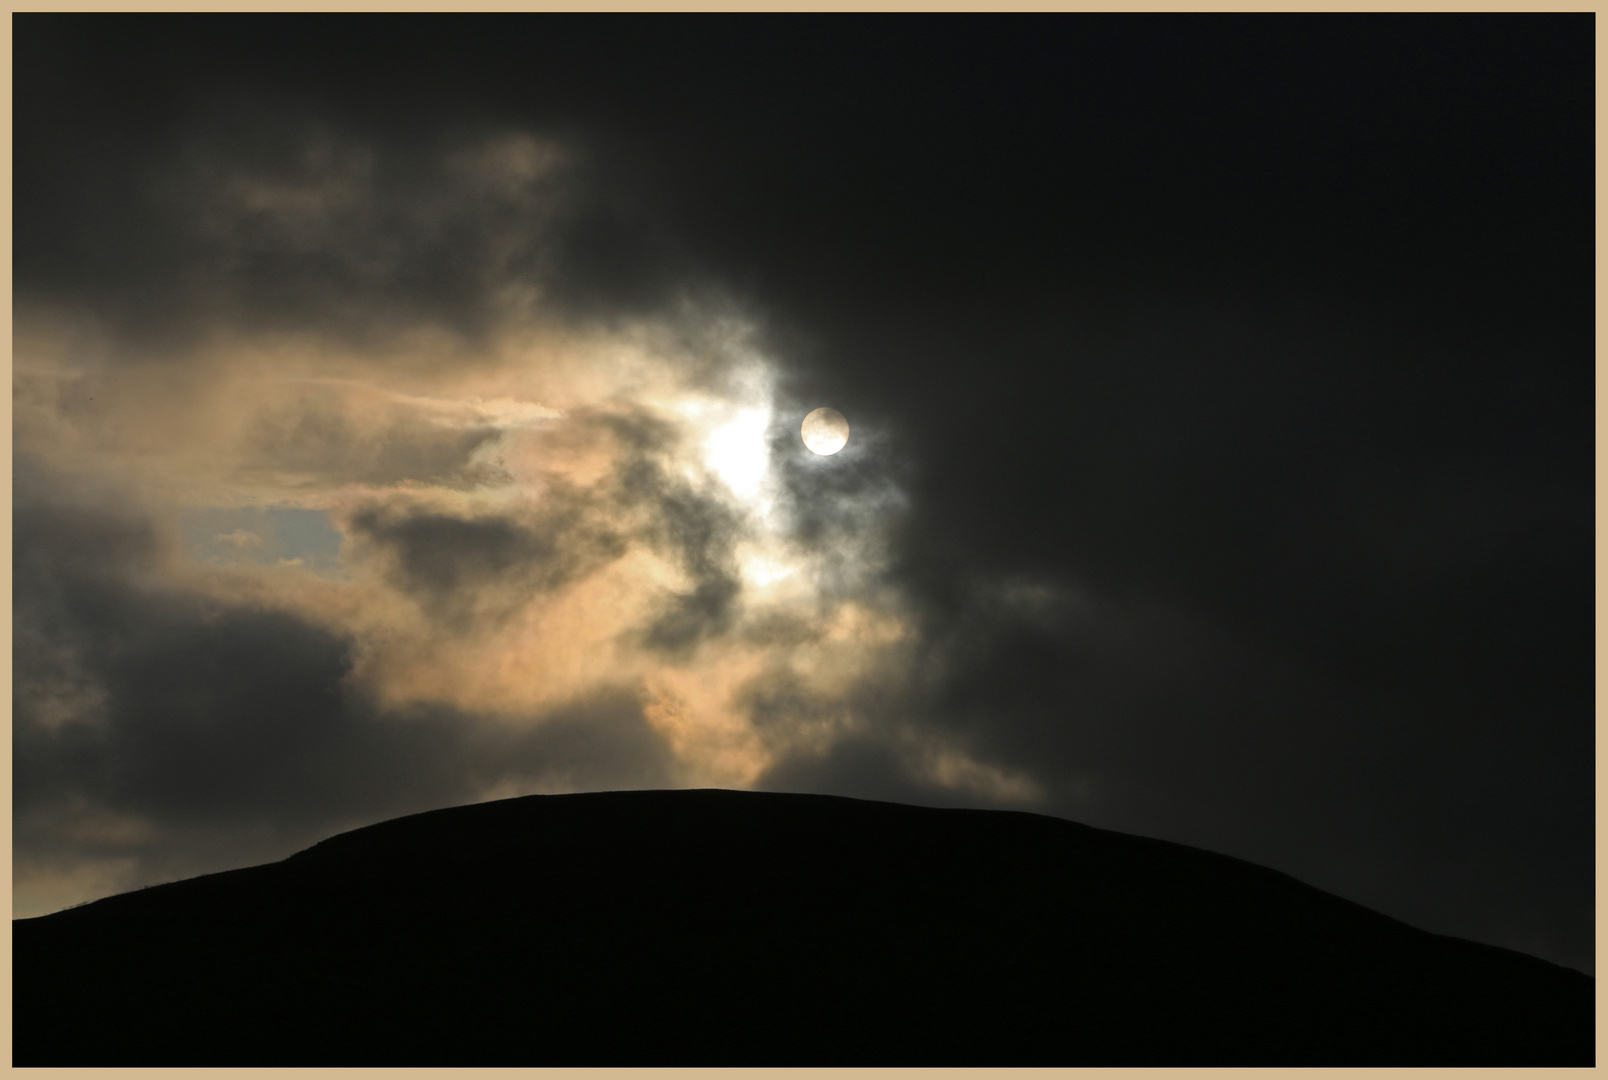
[13,789,1593,1065]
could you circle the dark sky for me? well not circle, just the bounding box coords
[14,15,1593,973]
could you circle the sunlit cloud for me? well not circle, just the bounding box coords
[12,124,1052,918]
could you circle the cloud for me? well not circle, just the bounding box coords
[13,31,1590,982]
[12,125,973,914]
[343,487,631,630]
[13,457,682,911]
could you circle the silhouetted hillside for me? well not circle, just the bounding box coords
[13,789,1593,1065]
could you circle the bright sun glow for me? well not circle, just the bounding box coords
[738,545,801,589]
[703,404,772,502]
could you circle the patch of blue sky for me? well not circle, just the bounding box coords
[181,505,346,577]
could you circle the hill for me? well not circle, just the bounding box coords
[13,788,1593,1064]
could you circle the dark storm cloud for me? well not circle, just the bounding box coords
[725,18,1586,966]
[632,482,743,656]
[345,495,626,628]
[15,16,1591,974]
[575,408,750,656]
[741,668,841,740]
[823,297,1593,969]
[15,68,694,353]
[757,737,1017,813]
[771,417,905,542]
[331,400,753,648]
[486,689,678,794]
[640,577,742,657]
[15,460,677,893]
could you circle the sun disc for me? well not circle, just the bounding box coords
[801,407,849,455]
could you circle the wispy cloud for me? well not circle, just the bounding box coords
[13,126,1042,918]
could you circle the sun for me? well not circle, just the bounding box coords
[801,407,849,455]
